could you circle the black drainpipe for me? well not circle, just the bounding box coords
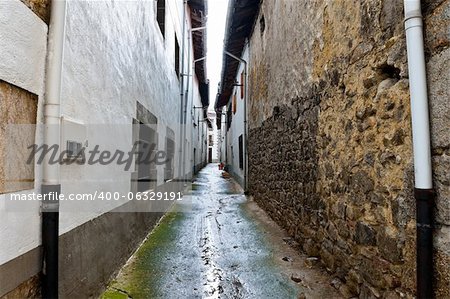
[415,188,435,298]
[42,185,60,299]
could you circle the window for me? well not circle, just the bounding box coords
[226,105,232,131]
[240,71,245,99]
[232,93,237,114]
[165,127,175,181]
[175,37,180,78]
[193,148,197,173]
[135,102,158,192]
[238,134,243,170]
[156,0,166,38]
[260,14,265,35]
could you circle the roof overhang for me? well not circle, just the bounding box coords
[215,0,261,109]
[188,0,208,85]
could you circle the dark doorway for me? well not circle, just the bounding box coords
[137,123,157,192]
[165,128,175,181]
[193,148,197,174]
[133,102,158,192]
[208,148,212,163]
[238,134,243,170]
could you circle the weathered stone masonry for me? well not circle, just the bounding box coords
[20,0,50,24]
[248,0,449,298]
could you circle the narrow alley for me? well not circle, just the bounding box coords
[101,164,340,299]
[1,0,450,298]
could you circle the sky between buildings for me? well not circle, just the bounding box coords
[207,0,229,111]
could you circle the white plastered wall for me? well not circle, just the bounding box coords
[0,0,47,265]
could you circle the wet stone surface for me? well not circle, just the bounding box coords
[101,164,340,299]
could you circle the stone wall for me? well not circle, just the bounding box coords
[0,80,37,194]
[426,0,450,296]
[20,0,50,24]
[248,0,449,297]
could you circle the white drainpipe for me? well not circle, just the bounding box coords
[190,56,206,174]
[224,50,247,192]
[404,0,435,297]
[178,0,187,182]
[181,27,191,183]
[183,25,207,180]
[404,0,433,189]
[43,0,66,187]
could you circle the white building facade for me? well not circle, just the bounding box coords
[217,46,248,188]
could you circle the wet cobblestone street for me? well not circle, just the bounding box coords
[102,164,341,299]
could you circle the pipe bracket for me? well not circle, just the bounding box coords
[404,9,423,22]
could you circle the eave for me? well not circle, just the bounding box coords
[215,0,261,109]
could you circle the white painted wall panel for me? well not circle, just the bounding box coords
[0,0,47,265]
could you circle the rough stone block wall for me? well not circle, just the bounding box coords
[0,80,37,194]
[248,0,449,297]
[20,0,50,24]
[425,0,450,297]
